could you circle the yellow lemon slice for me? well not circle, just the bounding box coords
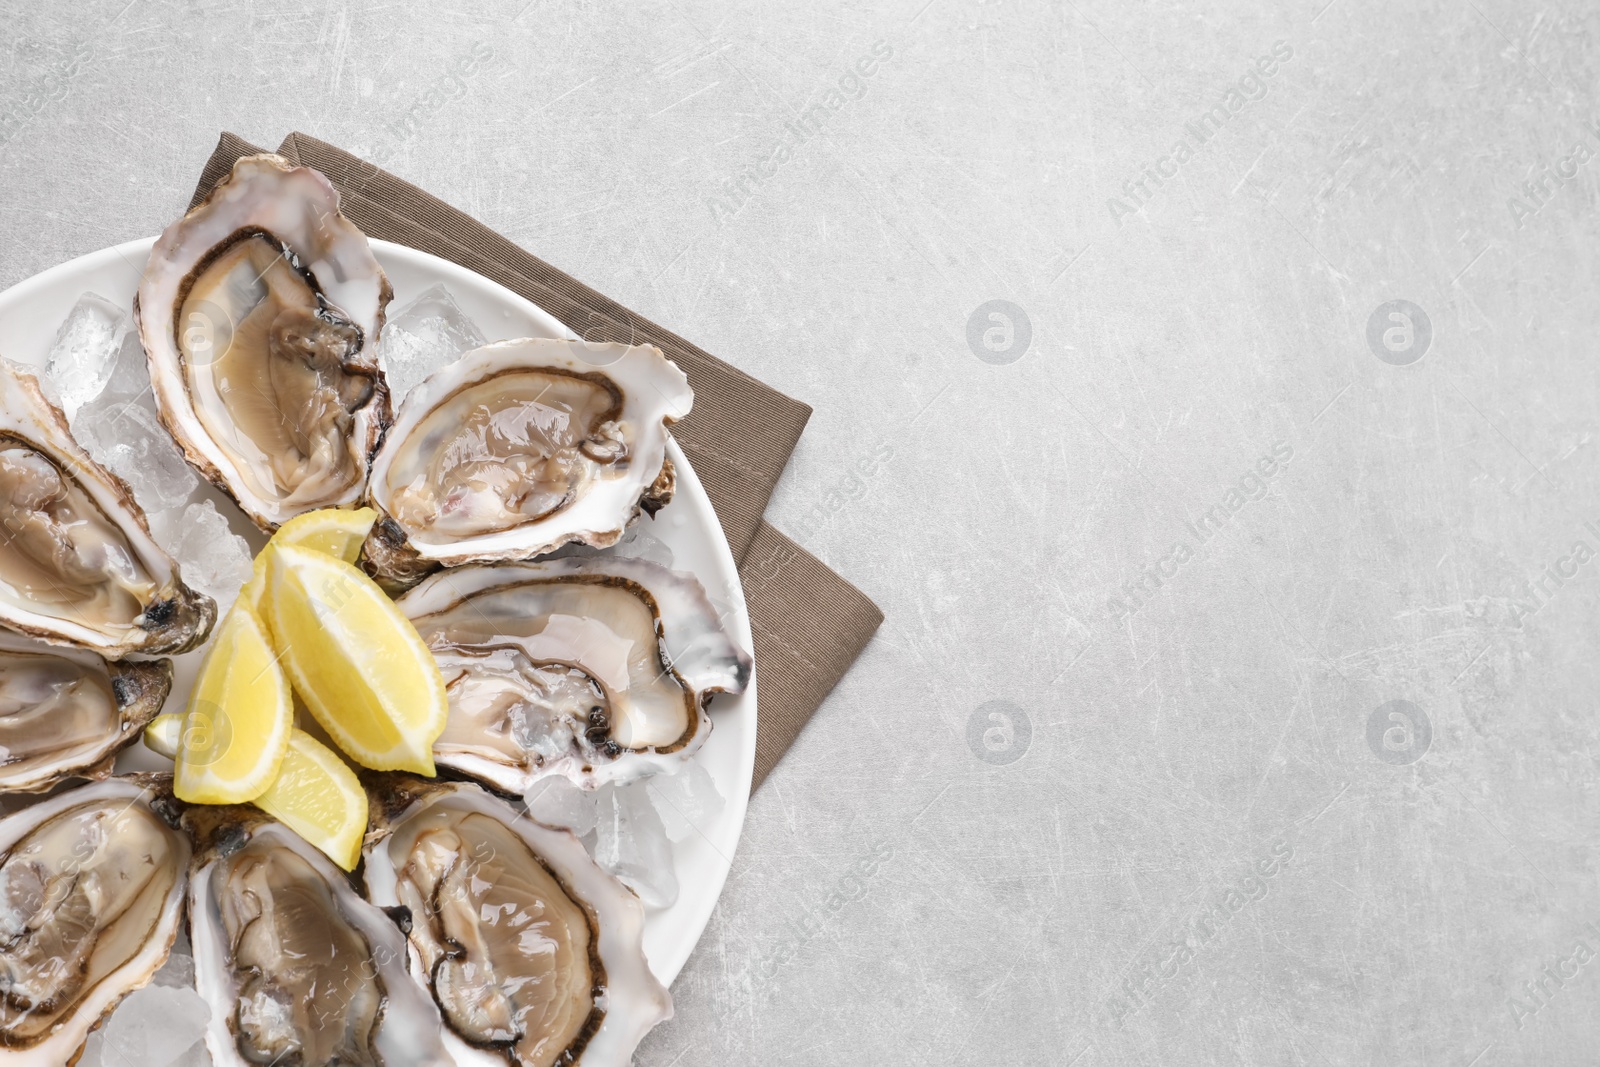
[152,715,368,870]
[173,605,293,805]
[143,712,184,759]
[253,728,369,871]
[262,543,446,774]
[271,506,378,563]
[242,507,379,624]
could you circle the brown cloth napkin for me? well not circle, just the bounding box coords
[189,132,881,791]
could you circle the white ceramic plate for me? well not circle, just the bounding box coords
[0,237,755,983]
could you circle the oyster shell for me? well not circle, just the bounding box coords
[182,805,454,1067]
[363,339,690,586]
[0,359,214,658]
[136,153,393,530]
[399,556,751,792]
[0,631,170,794]
[0,775,189,1066]
[362,774,672,1067]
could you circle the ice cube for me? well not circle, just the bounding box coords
[164,500,253,609]
[169,1041,214,1067]
[525,775,599,837]
[100,331,155,403]
[612,519,675,570]
[591,781,679,909]
[70,354,198,514]
[646,759,725,843]
[380,284,487,401]
[145,506,184,559]
[152,942,195,989]
[98,984,210,1067]
[72,396,199,510]
[45,292,130,417]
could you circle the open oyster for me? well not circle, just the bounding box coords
[0,775,189,1066]
[0,631,170,793]
[183,805,454,1067]
[363,775,671,1067]
[362,339,691,587]
[0,360,214,658]
[399,556,751,792]
[136,153,393,530]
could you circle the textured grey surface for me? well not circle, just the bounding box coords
[4,1,1599,1063]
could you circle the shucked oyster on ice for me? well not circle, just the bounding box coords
[362,775,672,1067]
[0,775,189,1066]
[136,153,393,531]
[0,359,214,658]
[182,805,453,1067]
[399,556,752,792]
[362,339,691,587]
[0,631,170,794]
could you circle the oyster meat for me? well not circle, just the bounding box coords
[0,775,189,1066]
[363,339,690,585]
[399,556,752,791]
[136,153,393,530]
[0,631,170,793]
[363,775,671,1067]
[0,359,214,658]
[183,805,453,1067]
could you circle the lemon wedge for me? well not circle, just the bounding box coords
[173,605,293,805]
[270,506,378,563]
[143,712,184,759]
[253,728,369,871]
[242,507,378,624]
[262,543,446,774]
[152,715,368,869]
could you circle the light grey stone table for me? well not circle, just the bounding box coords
[4,1,1598,1063]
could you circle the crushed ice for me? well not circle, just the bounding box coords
[46,292,130,418]
[147,499,253,614]
[84,955,211,1067]
[647,758,725,843]
[526,761,725,911]
[68,331,200,512]
[592,780,680,909]
[525,775,600,837]
[612,514,676,570]
[379,283,487,402]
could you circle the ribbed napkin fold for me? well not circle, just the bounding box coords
[190,132,880,789]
